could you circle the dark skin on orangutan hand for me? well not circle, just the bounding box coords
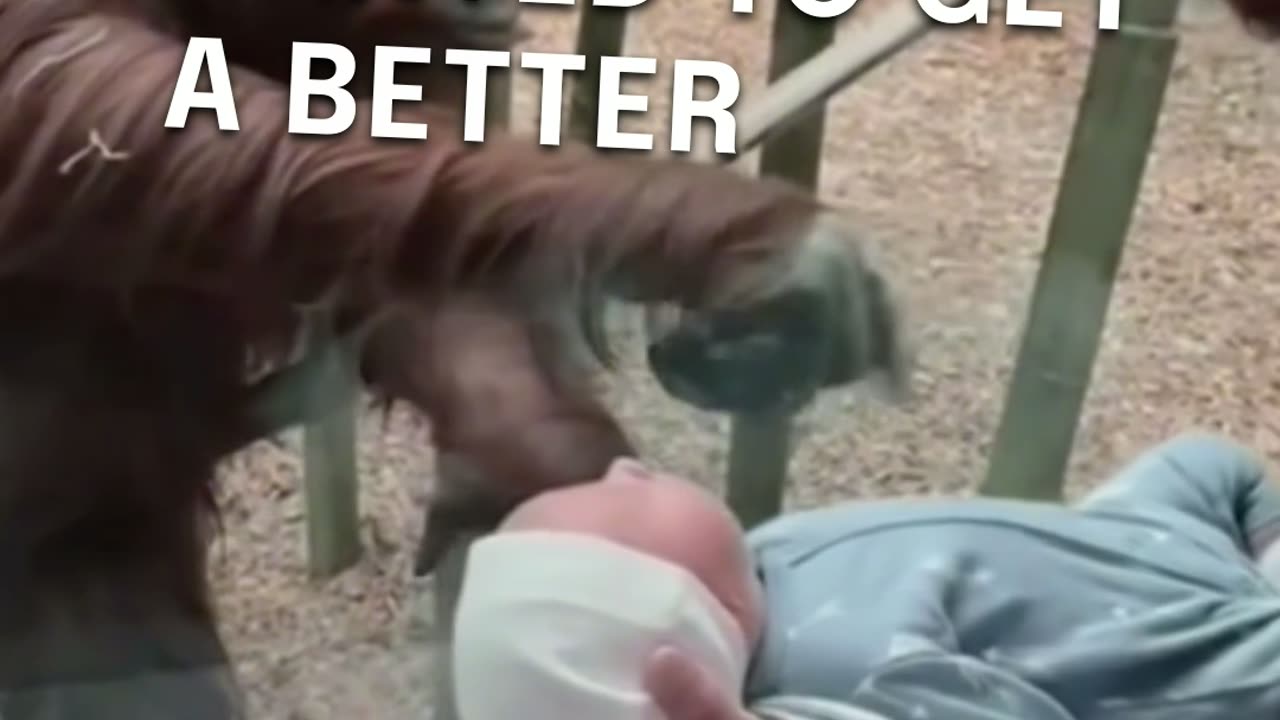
[0,1,908,710]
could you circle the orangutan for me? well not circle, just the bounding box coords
[0,0,906,715]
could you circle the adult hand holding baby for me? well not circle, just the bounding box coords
[645,645,755,720]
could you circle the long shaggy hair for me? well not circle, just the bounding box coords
[0,282,243,718]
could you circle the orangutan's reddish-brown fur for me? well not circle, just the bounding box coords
[0,0,852,713]
[357,295,637,574]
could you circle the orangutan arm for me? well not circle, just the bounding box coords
[357,295,636,573]
[1,0,903,404]
[0,0,827,306]
[0,0,448,302]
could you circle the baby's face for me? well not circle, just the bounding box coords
[499,457,765,641]
[506,457,767,650]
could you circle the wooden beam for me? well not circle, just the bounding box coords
[723,1,838,530]
[981,0,1182,500]
[567,6,631,146]
[726,2,933,163]
[300,311,362,577]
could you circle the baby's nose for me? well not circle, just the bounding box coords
[604,457,655,482]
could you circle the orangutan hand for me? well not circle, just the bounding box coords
[648,212,910,414]
[644,646,756,720]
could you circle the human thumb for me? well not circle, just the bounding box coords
[644,646,745,720]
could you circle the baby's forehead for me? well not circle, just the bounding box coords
[498,480,722,551]
[506,471,690,516]
[496,483,641,533]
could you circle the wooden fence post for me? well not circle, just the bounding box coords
[725,3,836,530]
[568,5,630,145]
[981,0,1182,500]
[300,311,363,578]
